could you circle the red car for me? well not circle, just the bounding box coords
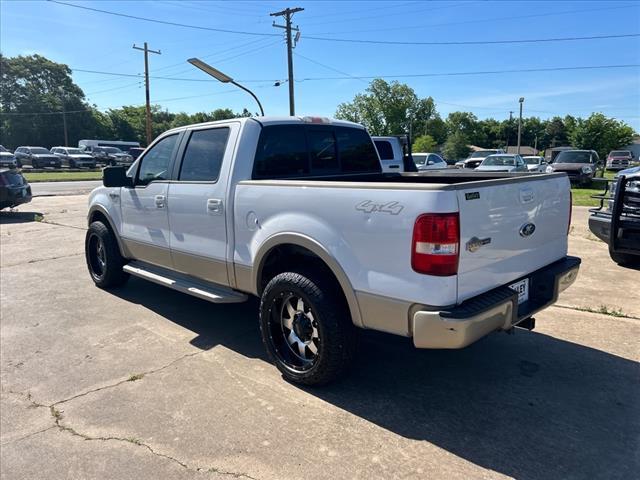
[606,150,633,171]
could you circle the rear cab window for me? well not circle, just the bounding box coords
[374,140,394,160]
[252,123,380,179]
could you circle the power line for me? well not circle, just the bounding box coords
[293,52,368,84]
[292,64,640,82]
[85,82,142,96]
[303,32,640,46]
[303,1,476,26]
[48,0,279,37]
[306,3,639,35]
[153,37,271,74]
[160,38,282,79]
[69,63,640,84]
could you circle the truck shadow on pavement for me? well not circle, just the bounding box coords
[112,278,638,480]
[0,211,44,224]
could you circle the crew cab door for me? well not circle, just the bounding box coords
[120,133,181,269]
[167,124,238,286]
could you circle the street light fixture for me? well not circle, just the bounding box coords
[517,97,525,155]
[187,58,265,116]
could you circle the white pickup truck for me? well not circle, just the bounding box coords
[86,116,580,385]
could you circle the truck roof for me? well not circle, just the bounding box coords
[162,116,365,136]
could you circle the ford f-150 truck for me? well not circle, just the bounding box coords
[85,116,580,385]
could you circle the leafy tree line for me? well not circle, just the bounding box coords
[1,55,636,161]
[0,54,251,149]
[337,79,636,160]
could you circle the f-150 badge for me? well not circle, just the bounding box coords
[356,200,404,215]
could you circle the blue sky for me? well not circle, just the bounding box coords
[2,0,639,130]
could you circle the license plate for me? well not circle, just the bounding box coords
[50,161,56,165]
[509,278,529,304]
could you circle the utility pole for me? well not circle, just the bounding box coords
[517,97,524,155]
[506,111,513,151]
[60,93,68,147]
[271,7,303,116]
[133,42,161,145]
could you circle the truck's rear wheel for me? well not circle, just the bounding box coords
[259,271,356,385]
[85,221,129,288]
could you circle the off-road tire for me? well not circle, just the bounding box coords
[259,270,357,386]
[85,221,129,288]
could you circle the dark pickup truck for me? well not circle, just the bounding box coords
[589,166,640,267]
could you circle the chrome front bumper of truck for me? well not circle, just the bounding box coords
[412,256,581,349]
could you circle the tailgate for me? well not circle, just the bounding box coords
[456,175,571,303]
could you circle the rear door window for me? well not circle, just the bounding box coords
[179,128,230,182]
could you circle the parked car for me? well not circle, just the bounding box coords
[85,146,133,166]
[85,116,580,385]
[14,146,61,169]
[523,156,547,173]
[455,149,504,169]
[589,165,639,267]
[0,145,18,169]
[475,154,528,172]
[372,135,417,173]
[0,168,32,210]
[128,147,145,160]
[546,149,600,186]
[606,150,634,171]
[412,152,447,171]
[51,147,97,169]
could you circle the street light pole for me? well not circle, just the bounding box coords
[517,97,524,155]
[187,58,264,116]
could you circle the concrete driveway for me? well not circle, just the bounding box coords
[1,197,638,479]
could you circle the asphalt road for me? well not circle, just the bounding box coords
[1,196,638,480]
[30,180,101,197]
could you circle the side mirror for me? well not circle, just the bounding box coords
[103,166,132,188]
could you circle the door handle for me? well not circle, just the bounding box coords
[207,198,223,214]
[155,195,166,208]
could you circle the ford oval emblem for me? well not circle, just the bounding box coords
[519,223,536,237]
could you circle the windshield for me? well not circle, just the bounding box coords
[482,155,515,166]
[413,154,428,165]
[470,150,497,158]
[555,151,592,164]
[523,156,541,165]
[0,145,7,152]
[30,147,51,154]
[611,151,631,156]
[103,147,123,153]
[65,148,83,154]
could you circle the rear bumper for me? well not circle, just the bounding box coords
[0,186,32,208]
[412,256,581,348]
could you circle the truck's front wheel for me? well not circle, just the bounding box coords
[85,221,129,288]
[259,271,356,386]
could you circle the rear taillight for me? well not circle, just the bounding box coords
[412,213,460,276]
[568,191,573,234]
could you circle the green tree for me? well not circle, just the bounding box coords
[569,113,635,159]
[0,54,96,149]
[442,131,471,160]
[335,78,436,135]
[412,134,437,152]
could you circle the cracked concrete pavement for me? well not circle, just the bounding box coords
[1,196,638,479]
